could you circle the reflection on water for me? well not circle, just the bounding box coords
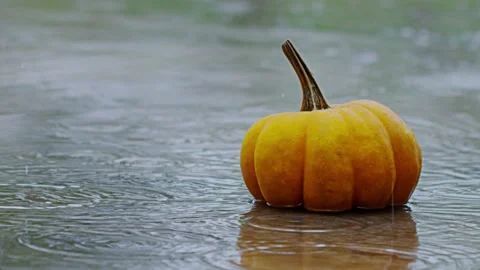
[0,0,480,269]
[238,203,418,270]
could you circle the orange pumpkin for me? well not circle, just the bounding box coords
[240,40,422,212]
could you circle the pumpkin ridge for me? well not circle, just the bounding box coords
[352,101,422,205]
[336,107,360,207]
[301,113,311,207]
[241,117,270,201]
[253,113,307,206]
[408,135,422,201]
[353,104,397,207]
[253,119,271,201]
[302,110,354,211]
[413,134,422,175]
[331,110,355,210]
[354,103,397,204]
[337,105,396,208]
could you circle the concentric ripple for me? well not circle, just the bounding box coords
[0,183,101,210]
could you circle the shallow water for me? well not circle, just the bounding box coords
[0,0,479,269]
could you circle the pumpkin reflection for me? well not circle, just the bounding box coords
[237,203,418,270]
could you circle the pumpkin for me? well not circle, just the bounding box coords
[237,203,418,269]
[240,40,422,211]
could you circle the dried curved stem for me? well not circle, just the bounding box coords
[282,41,314,111]
[282,40,330,110]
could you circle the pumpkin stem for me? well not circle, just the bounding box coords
[282,40,330,110]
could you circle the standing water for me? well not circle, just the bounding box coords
[0,1,479,269]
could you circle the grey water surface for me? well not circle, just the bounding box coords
[0,1,479,269]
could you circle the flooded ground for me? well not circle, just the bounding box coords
[0,0,479,269]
